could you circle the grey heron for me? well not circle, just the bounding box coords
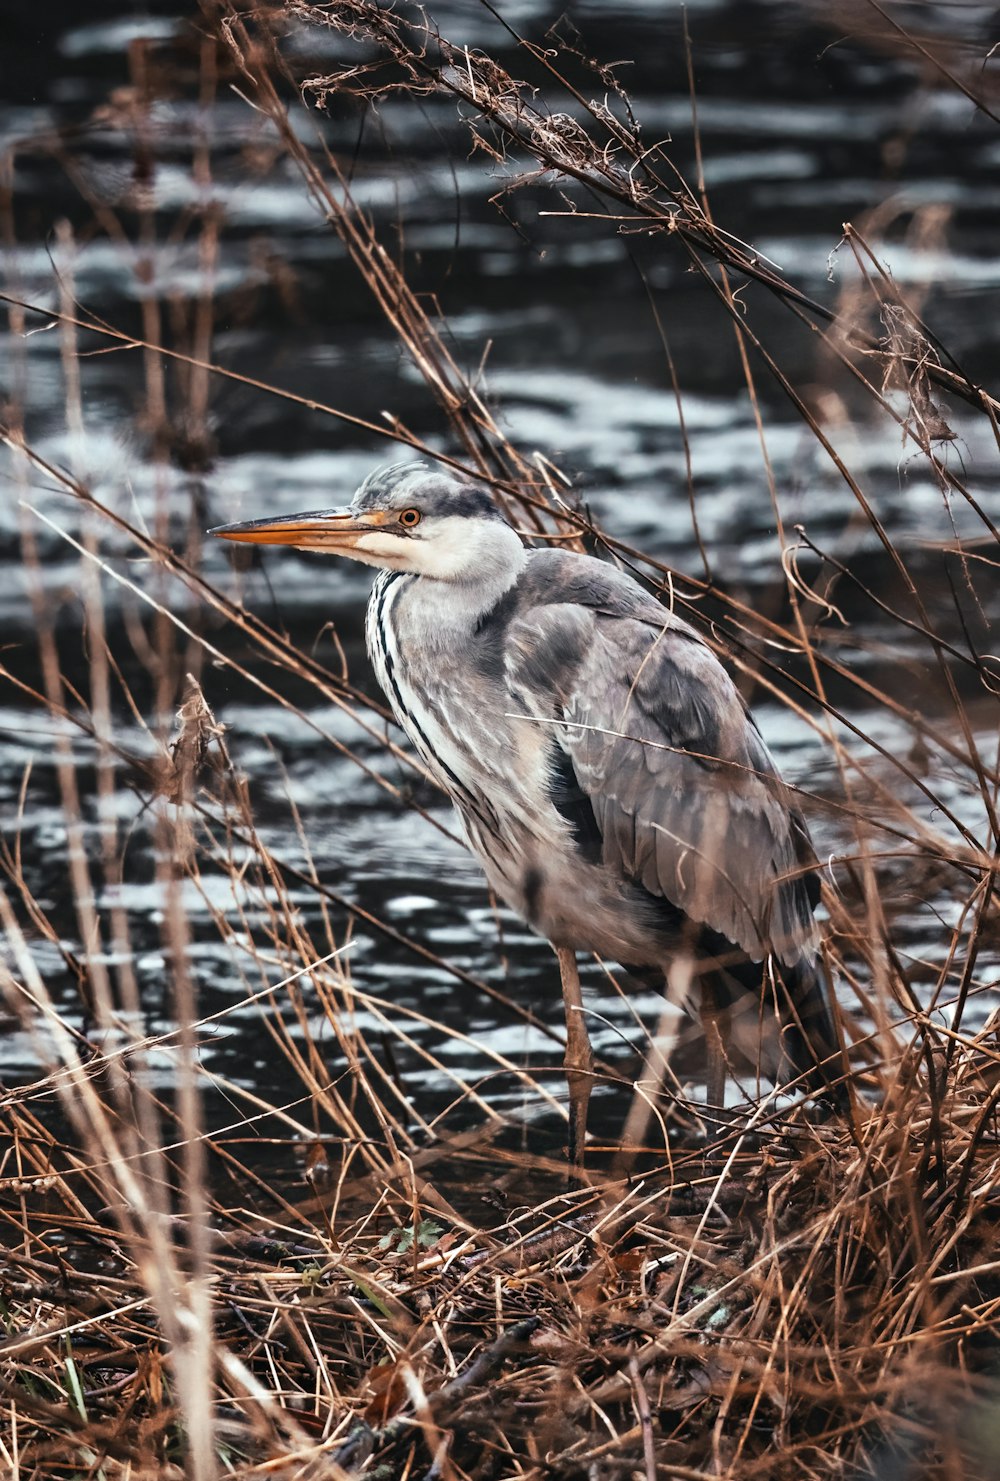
[211,462,846,1162]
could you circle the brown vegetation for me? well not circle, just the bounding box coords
[1,2,998,1476]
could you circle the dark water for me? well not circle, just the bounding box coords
[2,1,998,1143]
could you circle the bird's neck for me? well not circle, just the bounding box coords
[407,523,528,638]
[376,527,527,654]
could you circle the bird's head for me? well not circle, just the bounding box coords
[210,462,526,583]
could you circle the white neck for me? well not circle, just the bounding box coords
[374,520,527,646]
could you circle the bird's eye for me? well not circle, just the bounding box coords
[399,509,421,528]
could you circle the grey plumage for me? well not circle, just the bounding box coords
[211,462,844,1103]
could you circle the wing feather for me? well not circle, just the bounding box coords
[506,598,818,966]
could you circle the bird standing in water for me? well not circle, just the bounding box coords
[212,463,845,1163]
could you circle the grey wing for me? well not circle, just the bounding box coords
[506,602,819,966]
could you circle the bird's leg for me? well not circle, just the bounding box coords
[666,951,727,1126]
[698,968,729,1126]
[556,947,592,1172]
[703,1008,727,1118]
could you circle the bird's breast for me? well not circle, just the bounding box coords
[366,572,550,824]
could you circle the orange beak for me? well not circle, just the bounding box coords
[209,507,391,551]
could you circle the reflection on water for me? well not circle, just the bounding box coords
[2,0,997,1126]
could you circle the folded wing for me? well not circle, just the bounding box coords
[505,597,820,968]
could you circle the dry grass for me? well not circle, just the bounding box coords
[1,2,999,1476]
